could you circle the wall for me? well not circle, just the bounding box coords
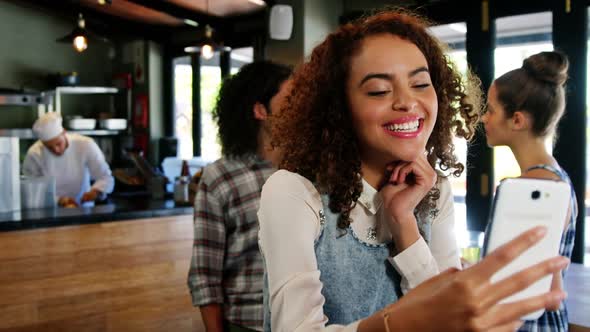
[148,41,165,166]
[342,0,413,12]
[266,0,423,65]
[266,0,342,66]
[265,0,305,66]
[0,1,113,130]
[304,0,343,57]
[115,39,166,166]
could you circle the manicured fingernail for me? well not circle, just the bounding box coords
[534,226,547,238]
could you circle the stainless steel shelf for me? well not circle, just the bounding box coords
[0,93,45,106]
[50,86,121,115]
[54,86,119,94]
[0,129,36,139]
[0,86,118,108]
[71,129,122,136]
[0,129,122,139]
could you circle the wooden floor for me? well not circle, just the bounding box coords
[0,215,205,332]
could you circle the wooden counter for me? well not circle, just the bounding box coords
[0,215,204,331]
[1,214,585,332]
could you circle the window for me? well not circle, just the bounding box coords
[429,22,469,239]
[493,12,553,188]
[173,48,254,161]
[200,57,222,160]
[173,56,193,160]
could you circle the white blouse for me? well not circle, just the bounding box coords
[258,170,461,332]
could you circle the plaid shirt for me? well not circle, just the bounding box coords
[188,155,274,331]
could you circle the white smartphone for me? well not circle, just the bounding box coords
[482,177,570,320]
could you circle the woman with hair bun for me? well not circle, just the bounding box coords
[258,9,569,332]
[483,50,576,331]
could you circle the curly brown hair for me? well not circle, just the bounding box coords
[272,10,482,230]
[213,61,291,157]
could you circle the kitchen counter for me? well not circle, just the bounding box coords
[0,215,203,331]
[565,263,590,329]
[0,197,193,231]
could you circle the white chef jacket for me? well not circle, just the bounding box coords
[22,133,114,204]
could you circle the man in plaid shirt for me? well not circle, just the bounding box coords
[188,61,291,332]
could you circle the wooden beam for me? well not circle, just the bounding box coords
[124,0,223,27]
[12,0,179,42]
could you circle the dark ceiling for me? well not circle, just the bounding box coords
[12,0,270,48]
[76,0,269,26]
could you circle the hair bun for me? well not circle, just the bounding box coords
[522,51,569,86]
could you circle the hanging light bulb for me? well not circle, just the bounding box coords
[201,25,214,59]
[201,44,214,59]
[184,24,229,58]
[183,0,230,58]
[73,35,88,52]
[57,13,90,53]
[72,14,88,52]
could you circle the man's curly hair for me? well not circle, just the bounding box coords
[272,10,482,230]
[213,61,291,157]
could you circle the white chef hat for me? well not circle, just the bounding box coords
[32,112,64,141]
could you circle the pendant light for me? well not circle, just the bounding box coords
[184,25,229,59]
[56,13,89,53]
[184,0,230,59]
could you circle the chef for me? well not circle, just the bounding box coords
[22,112,114,207]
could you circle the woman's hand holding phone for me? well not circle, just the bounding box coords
[358,227,569,332]
[481,177,570,319]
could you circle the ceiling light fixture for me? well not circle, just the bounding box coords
[184,24,230,59]
[56,13,89,52]
[183,19,199,27]
[184,0,230,59]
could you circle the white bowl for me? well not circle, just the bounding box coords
[67,118,96,130]
[98,118,127,130]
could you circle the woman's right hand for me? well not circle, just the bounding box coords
[381,154,437,223]
[380,154,437,250]
[359,226,569,332]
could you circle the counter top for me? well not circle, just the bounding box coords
[0,197,193,231]
[565,263,590,328]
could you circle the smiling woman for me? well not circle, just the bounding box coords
[347,35,439,178]
[256,9,569,332]
[253,9,533,332]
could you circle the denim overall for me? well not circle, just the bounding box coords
[263,194,432,330]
